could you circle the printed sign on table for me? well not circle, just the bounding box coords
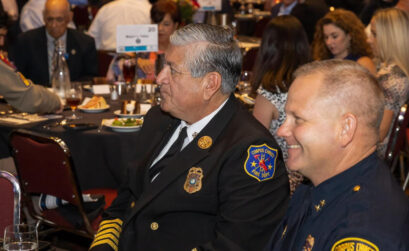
[198,0,222,11]
[116,24,158,53]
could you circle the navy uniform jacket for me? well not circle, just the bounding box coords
[266,153,409,251]
[90,95,290,251]
[11,27,97,87]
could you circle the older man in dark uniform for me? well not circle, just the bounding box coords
[89,24,290,251]
[266,60,409,250]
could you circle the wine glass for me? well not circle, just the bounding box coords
[3,224,38,251]
[66,82,83,120]
[238,71,253,95]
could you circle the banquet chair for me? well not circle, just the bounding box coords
[97,50,115,77]
[242,47,259,72]
[9,129,104,238]
[0,170,21,234]
[253,16,271,38]
[384,101,409,189]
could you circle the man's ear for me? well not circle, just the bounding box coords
[203,72,222,100]
[339,113,357,147]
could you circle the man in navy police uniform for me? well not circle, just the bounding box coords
[89,24,290,251]
[266,59,409,250]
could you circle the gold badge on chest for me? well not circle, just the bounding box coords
[184,167,203,194]
[303,235,315,251]
[197,136,212,149]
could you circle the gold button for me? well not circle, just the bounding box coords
[130,201,135,208]
[353,185,361,192]
[150,222,159,231]
[192,248,198,251]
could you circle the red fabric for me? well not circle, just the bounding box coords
[83,188,118,209]
[0,178,14,234]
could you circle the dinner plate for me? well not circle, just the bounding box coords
[103,118,143,132]
[78,105,110,113]
[113,110,144,118]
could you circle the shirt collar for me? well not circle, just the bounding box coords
[278,1,297,15]
[46,30,67,46]
[180,98,229,142]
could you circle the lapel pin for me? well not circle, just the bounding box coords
[197,136,212,149]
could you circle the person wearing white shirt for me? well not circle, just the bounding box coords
[87,0,151,50]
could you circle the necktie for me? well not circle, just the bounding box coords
[149,127,187,181]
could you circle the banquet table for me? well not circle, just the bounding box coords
[0,91,144,191]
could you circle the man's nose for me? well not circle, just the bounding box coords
[156,65,170,86]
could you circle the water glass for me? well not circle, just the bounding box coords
[3,224,38,251]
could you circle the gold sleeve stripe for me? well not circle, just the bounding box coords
[100,218,123,226]
[90,238,118,251]
[98,222,122,233]
[94,232,119,245]
[95,228,120,240]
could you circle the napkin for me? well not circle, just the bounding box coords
[92,84,111,95]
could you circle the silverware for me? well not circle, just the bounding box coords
[97,119,105,133]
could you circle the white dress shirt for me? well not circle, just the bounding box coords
[87,0,151,50]
[150,98,229,181]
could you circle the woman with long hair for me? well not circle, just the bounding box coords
[252,15,310,193]
[367,8,409,156]
[312,9,376,75]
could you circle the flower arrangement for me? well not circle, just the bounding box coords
[176,0,200,25]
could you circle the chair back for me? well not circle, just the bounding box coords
[242,47,259,72]
[253,16,271,37]
[384,101,409,169]
[0,170,21,234]
[97,50,114,77]
[9,129,95,237]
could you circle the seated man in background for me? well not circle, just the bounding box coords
[87,0,151,50]
[266,59,409,250]
[89,24,290,251]
[11,0,97,87]
[0,58,61,113]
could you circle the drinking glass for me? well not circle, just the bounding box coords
[3,224,38,251]
[238,71,252,95]
[123,58,136,84]
[66,82,83,120]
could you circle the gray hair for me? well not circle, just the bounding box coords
[294,59,385,132]
[170,23,242,94]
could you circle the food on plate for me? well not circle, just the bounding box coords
[80,96,108,109]
[112,118,143,127]
[121,100,140,114]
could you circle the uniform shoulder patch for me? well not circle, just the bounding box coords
[17,72,31,87]
[244,143,277,182]
[331,237,379,251]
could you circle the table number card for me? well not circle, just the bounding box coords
[198,0,222,11]
[116,24,158,53]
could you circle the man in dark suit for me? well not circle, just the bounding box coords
[11,0,97,87]
[89,24,290,251]
[271,0,328,43]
